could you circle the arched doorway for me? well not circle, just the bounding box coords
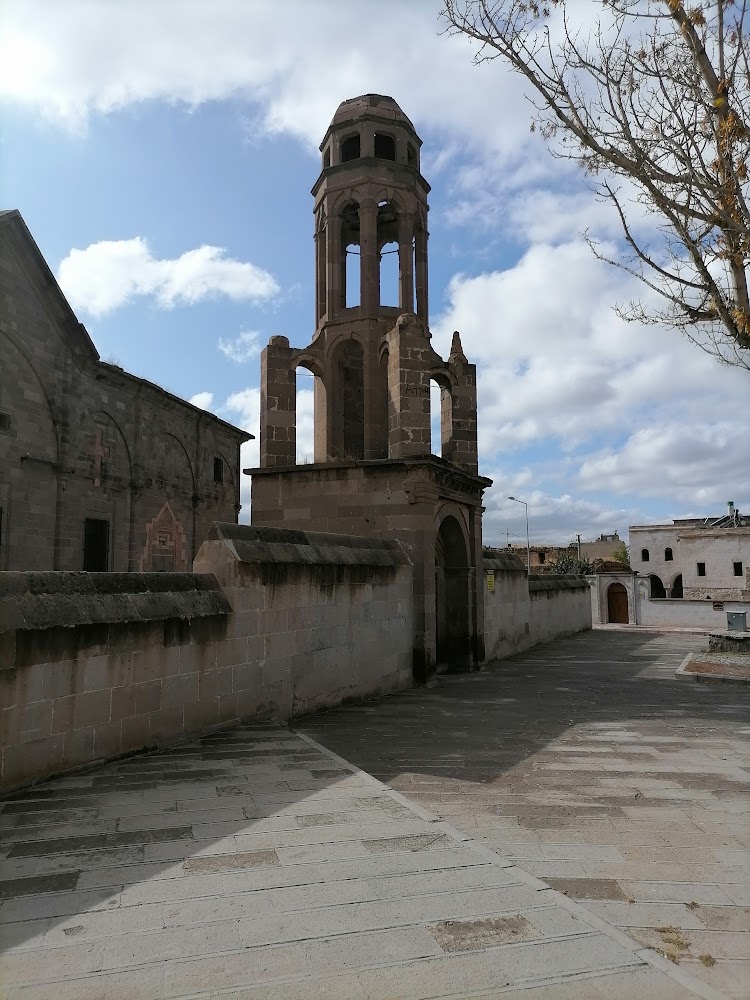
[435,514,470,670]
[670,574,683,598]
[606,582,629,624]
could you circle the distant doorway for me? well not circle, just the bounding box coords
[435,515,470,670]
[607,582,629,624]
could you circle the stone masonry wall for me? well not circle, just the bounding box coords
[0,526,413,791]
[483,555,591,661]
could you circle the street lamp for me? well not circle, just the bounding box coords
[508,496,530,576]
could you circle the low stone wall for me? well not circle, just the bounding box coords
[483,555,591,661]
[637,593,750,631]
[0,526,413,791]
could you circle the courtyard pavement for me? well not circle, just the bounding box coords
[299,630,750,999]
[0,630,745,998]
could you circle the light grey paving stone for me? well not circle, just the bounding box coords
[0,940,106,986]
[714,848,750,866]
[0,888,121,924]
[506,845,626,863]
[619,881,737,905]
[679,958,750,1000]
[695,905,750,932]
[116,847,490,904]
[165,925,444,994]
[6,965,168,999]
[0,847,145,880]
[581,900,707,929]
[347,933,643,999]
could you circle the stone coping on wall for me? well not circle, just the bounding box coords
[483,553,526,574]
[528,574,589,592]
[206,522,412,568]
[0,572,230,634]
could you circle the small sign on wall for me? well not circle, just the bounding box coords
[713,601,724,610]
[487,570,495,592]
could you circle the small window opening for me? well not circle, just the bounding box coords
[407,142,417,167]
[341,202,361,309]
[538,551,546,564]
[323,147,331,169]
[213,456,224,484]
[0,412,10,433]
[341,134,360,162]
[734,561,743,576]
[641,548,650,562]
[83,518,109,572]
[374,133,396,160]
[665,547,673,561]
[697,562,706,577]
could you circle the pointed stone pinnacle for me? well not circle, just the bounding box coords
[449,331,468,363]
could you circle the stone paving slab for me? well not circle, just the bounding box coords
[0,714,713,999]
[299,630,750,999]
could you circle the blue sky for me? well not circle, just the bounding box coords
[2,0,748,546]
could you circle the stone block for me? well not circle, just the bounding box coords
[74,688,111,729]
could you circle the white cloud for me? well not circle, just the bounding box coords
[431,238,750,535]
[189,391,214,409]
[218,330,262,364]
[57,237,280,316]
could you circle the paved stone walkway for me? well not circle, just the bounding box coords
[0,630,745,998]
[300,629,750,999]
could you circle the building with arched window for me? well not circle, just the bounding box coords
[0,211,251,572]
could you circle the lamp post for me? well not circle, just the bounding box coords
[508,496,530,576]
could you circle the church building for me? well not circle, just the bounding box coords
[249,95,492,680]
[0,210,251,572]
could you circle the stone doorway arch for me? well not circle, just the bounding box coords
[607,582,629,624]
[435,514,470,669]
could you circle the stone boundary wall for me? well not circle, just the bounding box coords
[483,557,591,662]
[637,594,750,630]
[0,526,413,791]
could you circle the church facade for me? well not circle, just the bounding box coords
[0,210,250,573]
[249,95,492,680]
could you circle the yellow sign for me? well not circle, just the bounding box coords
[487,570,495,592]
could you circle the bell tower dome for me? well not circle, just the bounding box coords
[313,94,430,328]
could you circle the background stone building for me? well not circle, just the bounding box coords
[0,210,251,572]
[249,95,492,680]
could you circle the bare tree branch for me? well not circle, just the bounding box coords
[441,0,750,370]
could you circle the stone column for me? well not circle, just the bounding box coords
[447,332,479,475]
[359,199,379,313]
[415,226,429,325]
[326,213,342,319]
[386,313,432,459]
[259,336,296,468]
[398,214,415,313]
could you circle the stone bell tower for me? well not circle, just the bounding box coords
[249,95,492,680]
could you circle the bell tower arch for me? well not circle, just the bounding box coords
[251,95,492,681]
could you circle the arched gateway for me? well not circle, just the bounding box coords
[249,95,492,681]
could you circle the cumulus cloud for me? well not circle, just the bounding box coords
[431,238,750,537]
[218,330,262,364]
[57,237,280,316]
[188,391,214,410]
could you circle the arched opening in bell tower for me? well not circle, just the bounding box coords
[340,201,361,309]
[331,339,365,460]
[377,201,400,307]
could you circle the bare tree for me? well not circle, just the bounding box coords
[442,0,750,369]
